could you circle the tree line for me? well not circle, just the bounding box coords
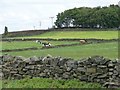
[55,5,120,29]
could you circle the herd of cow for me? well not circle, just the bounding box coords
[5,39,87,47]
[35,40,87,47]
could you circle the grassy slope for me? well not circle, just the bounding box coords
[1,41,79,50]
[1,41,40,50]
[2,42,118,60]
[22,31,118,39]
[2,78,102,88]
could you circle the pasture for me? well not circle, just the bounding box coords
[19,31,118,39]
[1,41,79,50]
[2,42,118,60]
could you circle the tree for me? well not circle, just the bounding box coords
[4,26,8,35]
[55,5,120,29]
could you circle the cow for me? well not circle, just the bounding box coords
[80,40,87,44]
[36,40,51,47]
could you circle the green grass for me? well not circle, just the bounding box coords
[20,31,118,39]
[1,41,79,50]
[2,42,118,60]
[2,78,102,88]
[1,41,41,50]
[0,81,2,89]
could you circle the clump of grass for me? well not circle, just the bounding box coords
[2,78,102,88]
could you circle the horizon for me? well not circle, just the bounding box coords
[0,0,119,34]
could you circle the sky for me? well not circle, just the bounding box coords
[0,0,119,34]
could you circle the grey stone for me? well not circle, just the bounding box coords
[92,64,97,67]
[24,58,31,63]
[109,69,114,72]
[50,58,59,66]
[66,67,72,71]
[39,73,46,77]
[86,67,96,74]
[103,82,120,88]
[88,56,104,64]
[108,72,113,76]
[30,56,41,64]
[65,60,77,69]
[62,72,70,79]
[97,65,107,68]
[77,61,85,67]
[14,56,25,61]
[42,56,52,65]
[97,74,108,79]
[58,58,68,66]
[43,69,50,73]
[97,68,104,73]
[79,75,88,81]
[3,54,15,62]
[108,62,114,68]
[25,65,35,70]
[13,74,23,79]
[0,55,3,60]
[100,58,111,65]
[10,71,18,74]
[24,56,39,65]
[12,59,26,68]
[77,67,86,72]
[0,72,3,80]
[115,65,120,74]
[0,56,3,65]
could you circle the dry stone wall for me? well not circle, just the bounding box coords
[0,54,120,88]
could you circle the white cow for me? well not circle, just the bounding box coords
[80,40,87,44]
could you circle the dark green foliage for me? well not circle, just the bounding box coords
[4,26,8,35]
[55,5,120,29]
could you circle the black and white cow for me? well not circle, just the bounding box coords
[36,40,51,47]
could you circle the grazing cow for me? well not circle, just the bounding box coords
[80,40,87,44]
[36,40,51,47]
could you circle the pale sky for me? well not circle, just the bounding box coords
[0,0,119,34]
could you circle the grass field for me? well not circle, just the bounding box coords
[2,42,118,60]
[2,78,102,88]
[1,41,79,50]
[20,31,118,39]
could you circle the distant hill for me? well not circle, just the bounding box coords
[2,28,118,38]
[2,29,49,38]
